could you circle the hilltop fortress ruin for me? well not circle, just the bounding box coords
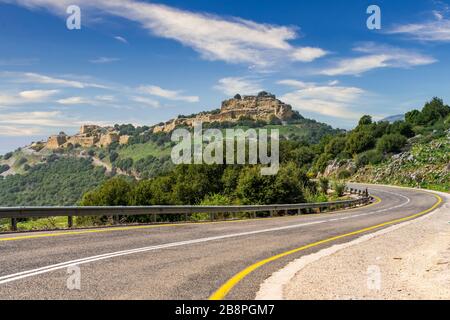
[153,92,295,133]
[46,125,130,150]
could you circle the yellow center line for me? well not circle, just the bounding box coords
[208,192,442,300]
[0,196,381,242]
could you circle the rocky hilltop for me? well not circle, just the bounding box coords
[153,91,295,133]
[45,125,130,150]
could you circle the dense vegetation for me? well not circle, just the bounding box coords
[312,97,449,177]
[0,158,107,206]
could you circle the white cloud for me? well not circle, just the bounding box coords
[57,96,94,105]
[138,85,199,103]
[0,125,43,136]
[0,110,113,130]
[279,80,364,119]
[2,72,108,89]
[0,111,72,127]
[387,12,450,42]
[0,89,59,105]
[114,35,128,44]
[276,79,314,89]
[319,43,436,76]
[6,0,327,67]
[291,47,328,62]
[89,57,120,64]
[214,77,263,96]
[131,96,161,108]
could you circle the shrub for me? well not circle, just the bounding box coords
[376,134,407,154]
[0,164,10,174]
[109,151,119,162]
[319,177,329,194]
[17,157,28,166]
[337,169,351,180]
[3,152,13,160]
[355,149,384,167]
[332,181,346,197]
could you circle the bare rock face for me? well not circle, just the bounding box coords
[153,92,295,133]
[45,125,129,149]
[46,133,67,149]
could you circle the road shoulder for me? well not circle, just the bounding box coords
[257,188,450,300]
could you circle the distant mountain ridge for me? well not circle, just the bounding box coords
[381,114,405,123]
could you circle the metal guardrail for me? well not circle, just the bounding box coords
[0,188,371,231]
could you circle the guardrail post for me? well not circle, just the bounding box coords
[210,213,214,221]
[11,218,17,231]
[68,216,73,228]
[184,213,188,222]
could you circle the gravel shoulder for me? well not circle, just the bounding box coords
[283,190,450,300]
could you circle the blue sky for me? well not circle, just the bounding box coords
[1,0,450,154]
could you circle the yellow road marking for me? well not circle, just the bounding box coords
[0,196,381,242]
[209,192,442,300]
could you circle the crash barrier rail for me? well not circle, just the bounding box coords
[0,188,371,231]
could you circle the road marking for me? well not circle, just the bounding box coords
[208,192,442,300]
[0,196,386,285]
[0,195,381,242]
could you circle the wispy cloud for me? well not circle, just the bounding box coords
[89,57,120,64]
[0,89,59,105]
[0,110,114,131]
[319,43,436,76]
[214,77,263,96]
[279,79,364,119]
[0,125,43,137]
[6,0,327,68]
[57,96,95,105]
[138,85,199,103]
[0,58,39,66]
[387,9,450,42]
[131,96,161,108]
[0,111,72,127]
[114,35,128,44]
[2,72,109,89]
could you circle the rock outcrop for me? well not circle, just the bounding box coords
[153,92,295,133]
[45,125,129,150]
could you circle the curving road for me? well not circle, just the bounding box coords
[0,184,444,300]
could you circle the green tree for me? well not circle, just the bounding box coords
[358,115,372,126]
[80,177,132,206]
[345,130,375,155]
[324,136,347,157]
[421,97,450,125]
[405,109,421,125]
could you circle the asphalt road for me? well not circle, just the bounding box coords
[0,184,443,300]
